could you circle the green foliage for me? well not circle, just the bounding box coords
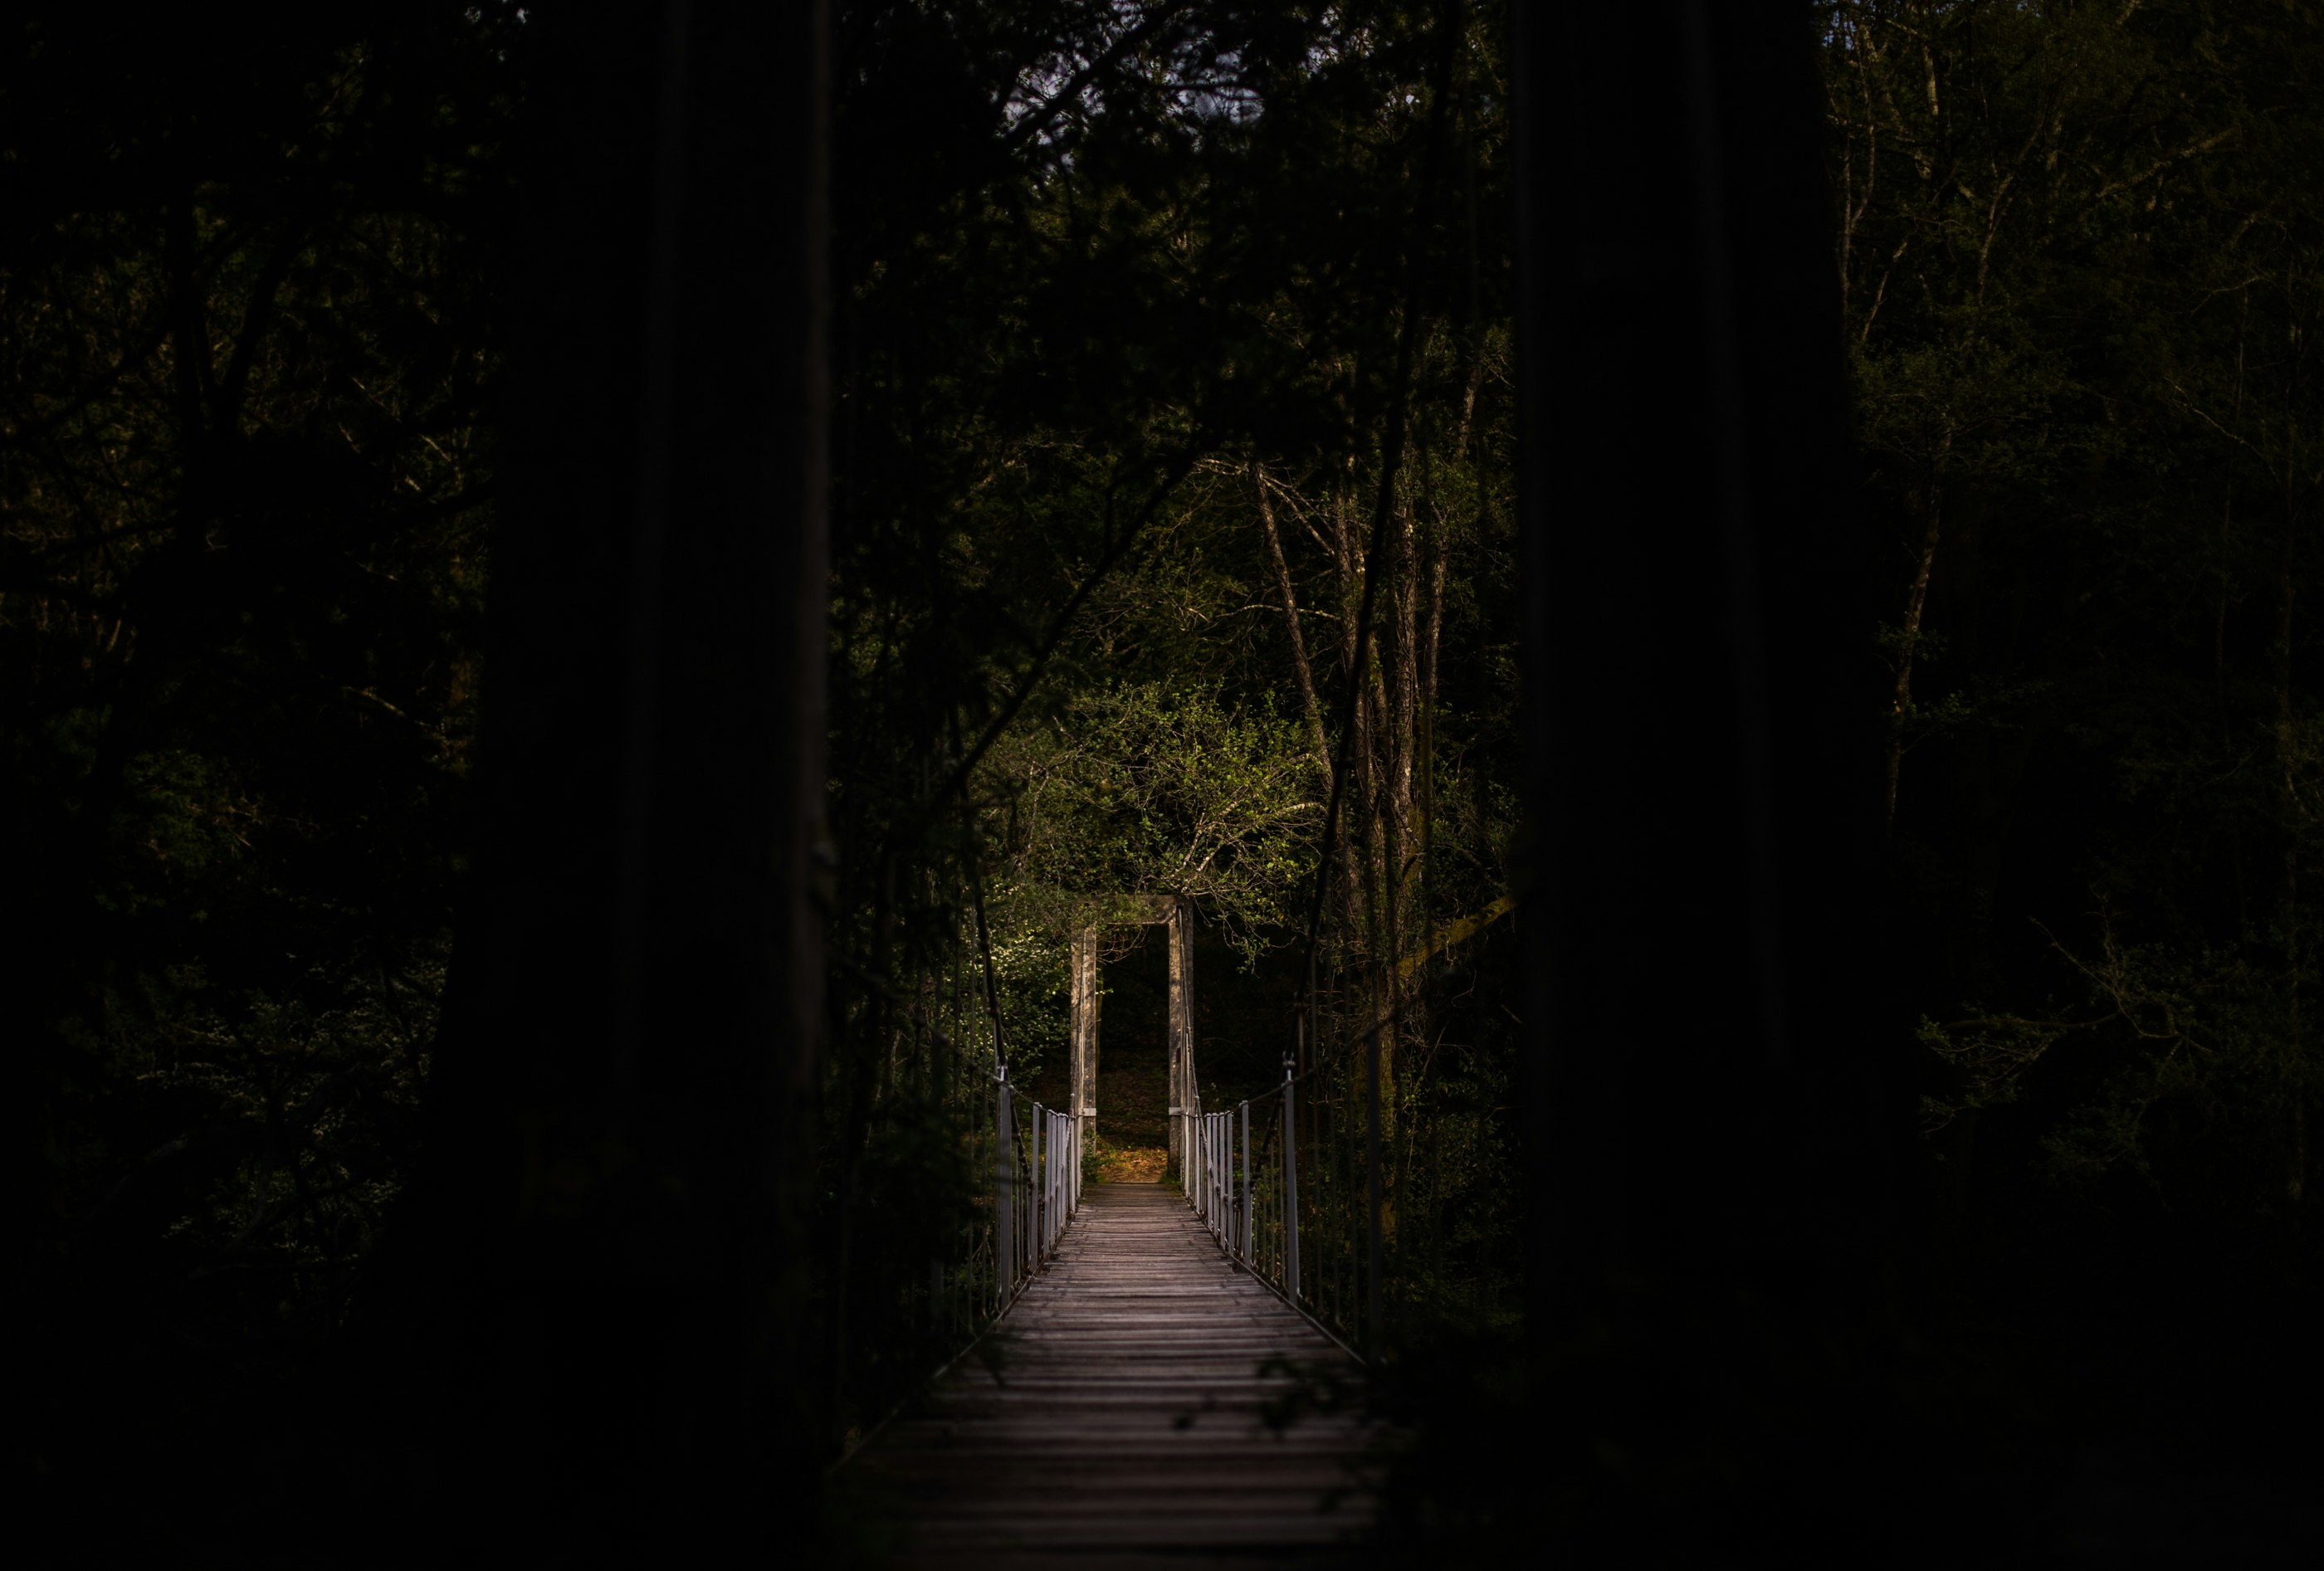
[9,5,514,1532]
[1916,1010,2075,1131]
[88,944,441,1313]
[1828,0,2324,1233]
[986,680,1323,954]
[2033,918,2320,1224]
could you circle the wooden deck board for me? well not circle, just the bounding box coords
[832,1183,1379,1565]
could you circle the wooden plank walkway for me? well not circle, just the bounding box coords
[832,1183,1381,1567]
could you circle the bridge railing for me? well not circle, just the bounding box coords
[1182,1054,1304,1306]
[994,1065,1083,1310]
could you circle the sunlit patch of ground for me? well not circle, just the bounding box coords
[1095,1139,1167,1183]
[1094,1039,1170,1184]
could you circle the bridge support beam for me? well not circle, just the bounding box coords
[1066,895,1195,1167]
[1070,928,1100,1139]
[1166,896,1195,1172]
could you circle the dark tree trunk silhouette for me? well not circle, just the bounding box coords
[1514,0,1905,1324]
[361,1,828,1553]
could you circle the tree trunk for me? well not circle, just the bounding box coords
[1254,457,1335,782]
[1514,0,1902,1328]
[356,2,829,1554]
[1885,482,1941,832]
[1331,463,1368,931]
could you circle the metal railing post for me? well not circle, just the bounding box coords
[1208,1115,1218,1235]
[1199,1115,1209,1225]
[1189,1105,1208,1217]
[995,1065,1014,1305]
[1174,1097,1184,1199]
[1218,1115,1228,1244]
[1218,1114,1227,1245]
[1281,1053,1300,1303]
[1366,1018,1383,1355]
[1239,1100,1251,1265]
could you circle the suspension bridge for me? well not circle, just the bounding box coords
[832,1049,1388,1566]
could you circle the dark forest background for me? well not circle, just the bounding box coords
[9,2,2318,1563]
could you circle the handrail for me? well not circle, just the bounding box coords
[1181,1053,1311,1320]
[994,1064,1082,1311]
